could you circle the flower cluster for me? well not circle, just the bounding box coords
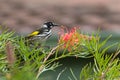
[59,27,93,51]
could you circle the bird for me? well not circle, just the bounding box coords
[25,22,59,45]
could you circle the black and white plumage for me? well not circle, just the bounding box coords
[25,22,58,42]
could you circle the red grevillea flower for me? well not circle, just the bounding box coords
[59,27,80,50]
[59,27,92,51]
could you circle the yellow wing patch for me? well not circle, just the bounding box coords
[29,31,39,36]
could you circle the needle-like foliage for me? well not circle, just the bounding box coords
[0,26,120,80]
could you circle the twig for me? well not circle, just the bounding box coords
[56,68,66,80]
[36,44,63,79]
[100,50,120,80]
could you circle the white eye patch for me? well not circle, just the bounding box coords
[43,25,48,28]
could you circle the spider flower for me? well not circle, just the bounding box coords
[59,27,93,51]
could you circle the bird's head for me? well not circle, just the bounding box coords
[43,22,59,29]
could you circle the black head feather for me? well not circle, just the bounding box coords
[44,22,58,28]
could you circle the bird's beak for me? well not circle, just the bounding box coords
[53,23,59,26]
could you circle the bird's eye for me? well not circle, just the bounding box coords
[49,22,53,25]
